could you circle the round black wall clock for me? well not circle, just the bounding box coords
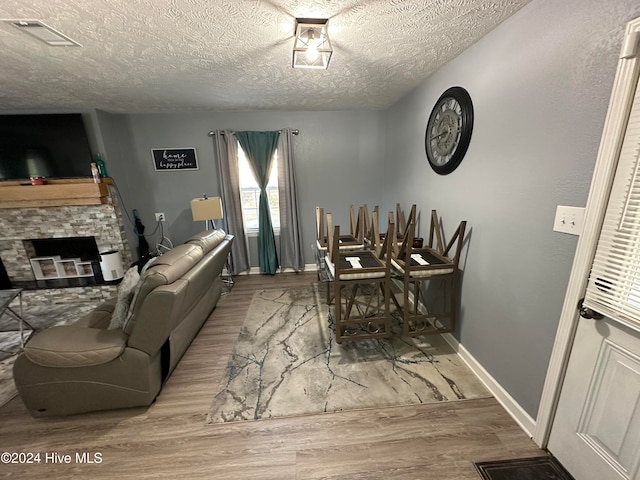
[425,86,474,175]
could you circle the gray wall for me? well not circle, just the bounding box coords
[383,0,640,417]
[94,111,143,259]
[99,110,387,266]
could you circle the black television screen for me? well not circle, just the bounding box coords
[0,113,93,181]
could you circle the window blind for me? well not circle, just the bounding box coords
[584,78,640,329]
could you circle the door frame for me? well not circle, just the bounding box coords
[534,18,640,447]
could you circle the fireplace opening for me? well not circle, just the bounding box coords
[27,237,100,261]
[23,236,100,281]
[0,257,11,289]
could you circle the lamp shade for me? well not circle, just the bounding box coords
[190,197,223,221]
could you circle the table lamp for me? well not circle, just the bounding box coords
[190,195,223,230]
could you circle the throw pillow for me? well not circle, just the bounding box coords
[122,255,159,332]
[139,255,158,275]
[108,266,140,330]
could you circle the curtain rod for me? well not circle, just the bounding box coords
[208,129,299,136]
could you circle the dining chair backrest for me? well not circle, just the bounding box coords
[396,210,466,269]
[315,206,326,248]
[326,212,335,261]
[349,205,364,243]
[427,210,466,268]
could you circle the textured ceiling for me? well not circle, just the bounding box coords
[0,0,531,113]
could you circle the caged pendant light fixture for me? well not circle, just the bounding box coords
[292,18,332,69]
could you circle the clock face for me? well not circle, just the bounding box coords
[425,87,473,175]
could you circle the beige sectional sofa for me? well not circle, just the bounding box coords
[13,229,233,417]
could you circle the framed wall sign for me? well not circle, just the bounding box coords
[151,147,199,171]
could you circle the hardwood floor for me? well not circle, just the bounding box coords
[0,272,543,479]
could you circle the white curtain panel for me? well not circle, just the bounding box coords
[213,130,250,274]
[277,129,305,272]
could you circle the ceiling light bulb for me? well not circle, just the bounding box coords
[306,29,319,61]
[306,44,319,61]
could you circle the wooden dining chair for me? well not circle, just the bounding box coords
[315,205,365,252]
[396,203,417,242]
[371,203,416,247]
[326,213,395,343]
[391,210,466,337]
[315,205,326,251]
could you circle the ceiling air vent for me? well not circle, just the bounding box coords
[5,20,81,47]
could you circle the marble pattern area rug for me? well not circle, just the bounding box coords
[207,285,491,424]
[0,303,96,407]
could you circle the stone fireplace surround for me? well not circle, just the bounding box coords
[0,181,132,307]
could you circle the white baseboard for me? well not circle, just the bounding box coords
[441,332,536,438]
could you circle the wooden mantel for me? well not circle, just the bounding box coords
[0,178,112,209]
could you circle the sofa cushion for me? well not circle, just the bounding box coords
[24,326,128,367]
[143,243,203,285]
[108,266,140,330]
[123,243,203,335]
[186,229,225,254]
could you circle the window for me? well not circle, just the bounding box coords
[238,145,280,233]
[583,76,640,328]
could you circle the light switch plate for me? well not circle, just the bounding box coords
[553,206,585,235]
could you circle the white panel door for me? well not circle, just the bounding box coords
[549,317,640,479]
[548,18,640,480]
